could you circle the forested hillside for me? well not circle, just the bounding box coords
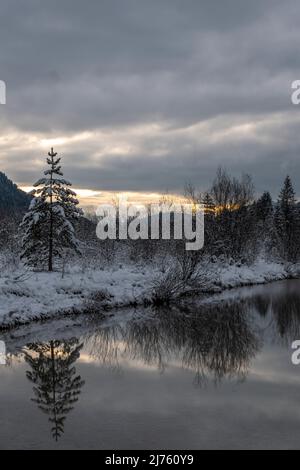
[0,172,31,217]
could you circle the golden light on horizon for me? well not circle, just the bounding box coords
[19,185,184,209]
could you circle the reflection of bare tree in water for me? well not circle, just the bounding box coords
[124,318,181,372]
[182,304,259,385]
[24,339,85,441]
[86,324,123,370]
[252,294,272,318]
[271,293,300,344]
[85,301,260,385]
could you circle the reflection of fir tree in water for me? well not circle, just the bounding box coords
[24,339,85,441]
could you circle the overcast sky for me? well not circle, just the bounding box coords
[0,0,300,201]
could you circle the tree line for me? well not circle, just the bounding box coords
[1,149,300,272]
[188,168,300,264]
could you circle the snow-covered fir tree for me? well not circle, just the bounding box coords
[20,148,83,271]
[255,191,276,257]
[275,176,300,262]
[256,191,273,223]
[200,192,215,216]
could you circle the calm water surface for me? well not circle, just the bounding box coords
[1,279,300,449]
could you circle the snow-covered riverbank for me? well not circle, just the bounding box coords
[0,260,299,329]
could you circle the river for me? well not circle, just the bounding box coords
[0,279,300,449]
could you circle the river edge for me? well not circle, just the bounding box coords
[0,260,299,331]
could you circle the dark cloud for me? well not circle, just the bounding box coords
[0,0,299,196]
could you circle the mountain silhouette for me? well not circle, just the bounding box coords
[0,172,31,217]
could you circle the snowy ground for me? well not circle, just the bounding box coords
[216,260,297,288]
[0,260,299,328]
[0,266,159,328]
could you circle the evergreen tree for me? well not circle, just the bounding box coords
[256,192,273,223]
[201,192,215,216]
[255,191,276,257]
[199,192,216,255]
[20,148,83,271]
[275,176,300,262]
[24,339,85,442]
[19,197,50,269]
